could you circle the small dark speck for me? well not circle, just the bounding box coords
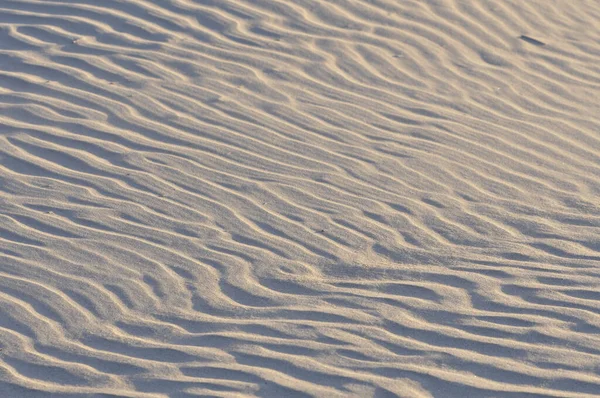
[519,35,545,46]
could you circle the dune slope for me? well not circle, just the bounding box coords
[0,0,600,397]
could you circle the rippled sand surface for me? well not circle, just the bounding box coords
[0,1,599,397]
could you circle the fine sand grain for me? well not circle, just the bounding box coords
[0,0,599,397]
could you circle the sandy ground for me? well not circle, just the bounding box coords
[0,0,599,397]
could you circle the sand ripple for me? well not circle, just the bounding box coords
[0,0,599,397]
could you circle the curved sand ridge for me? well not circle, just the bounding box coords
[0,0,599,397]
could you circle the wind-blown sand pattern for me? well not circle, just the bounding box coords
[0,0,599,397]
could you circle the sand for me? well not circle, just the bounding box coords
[0,0,599,397]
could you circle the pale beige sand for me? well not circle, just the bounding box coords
[0,0,599,397]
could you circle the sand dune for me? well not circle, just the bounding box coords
[0,0,599,396]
